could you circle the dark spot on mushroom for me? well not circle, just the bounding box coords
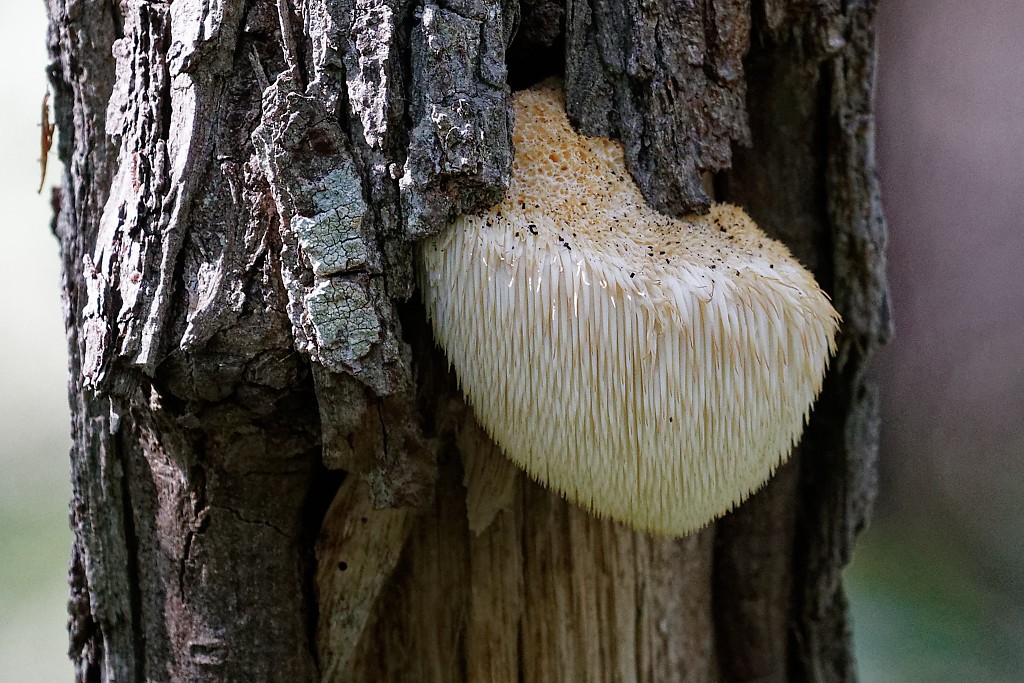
[338,562,348,571]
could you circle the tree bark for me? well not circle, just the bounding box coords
[46,0,888,681]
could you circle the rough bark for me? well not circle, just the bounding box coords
[46,0,888,681]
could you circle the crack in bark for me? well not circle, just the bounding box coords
[213,503,291,539]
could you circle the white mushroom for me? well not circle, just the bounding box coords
[418,84,840,536]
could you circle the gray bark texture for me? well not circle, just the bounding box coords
[45,0,889,681]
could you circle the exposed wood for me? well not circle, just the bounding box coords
[315,476,416,681]
[465,477,524,681]
[459,415,518,534]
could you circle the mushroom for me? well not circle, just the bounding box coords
[418,84,840,536]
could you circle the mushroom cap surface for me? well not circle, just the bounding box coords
[418,85,840,536]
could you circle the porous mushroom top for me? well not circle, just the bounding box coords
[419,84,840,536]
[502,88,809,293]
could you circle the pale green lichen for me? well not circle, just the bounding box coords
[294,166,370,277]
[305,279,379,366]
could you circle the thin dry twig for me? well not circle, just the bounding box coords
[39,91,55,193]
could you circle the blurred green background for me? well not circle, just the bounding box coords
[2,1,1021,681]
[0,3,75,680]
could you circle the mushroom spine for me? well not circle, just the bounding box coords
[418,84,840,536]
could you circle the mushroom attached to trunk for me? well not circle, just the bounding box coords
[418,84,840,536]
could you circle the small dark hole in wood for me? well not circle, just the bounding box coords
[506,0,566,90]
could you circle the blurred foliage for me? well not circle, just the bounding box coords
[0,500,73,681]
[846,522,1024,683]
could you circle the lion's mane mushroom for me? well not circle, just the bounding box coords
[418,84,840,536]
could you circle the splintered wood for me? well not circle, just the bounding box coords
[317,443,720,682]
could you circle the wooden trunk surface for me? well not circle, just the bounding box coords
[44,0,888,680]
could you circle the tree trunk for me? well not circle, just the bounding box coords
[45,0,888,681]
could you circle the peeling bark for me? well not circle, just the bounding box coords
[47,0,887,681]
